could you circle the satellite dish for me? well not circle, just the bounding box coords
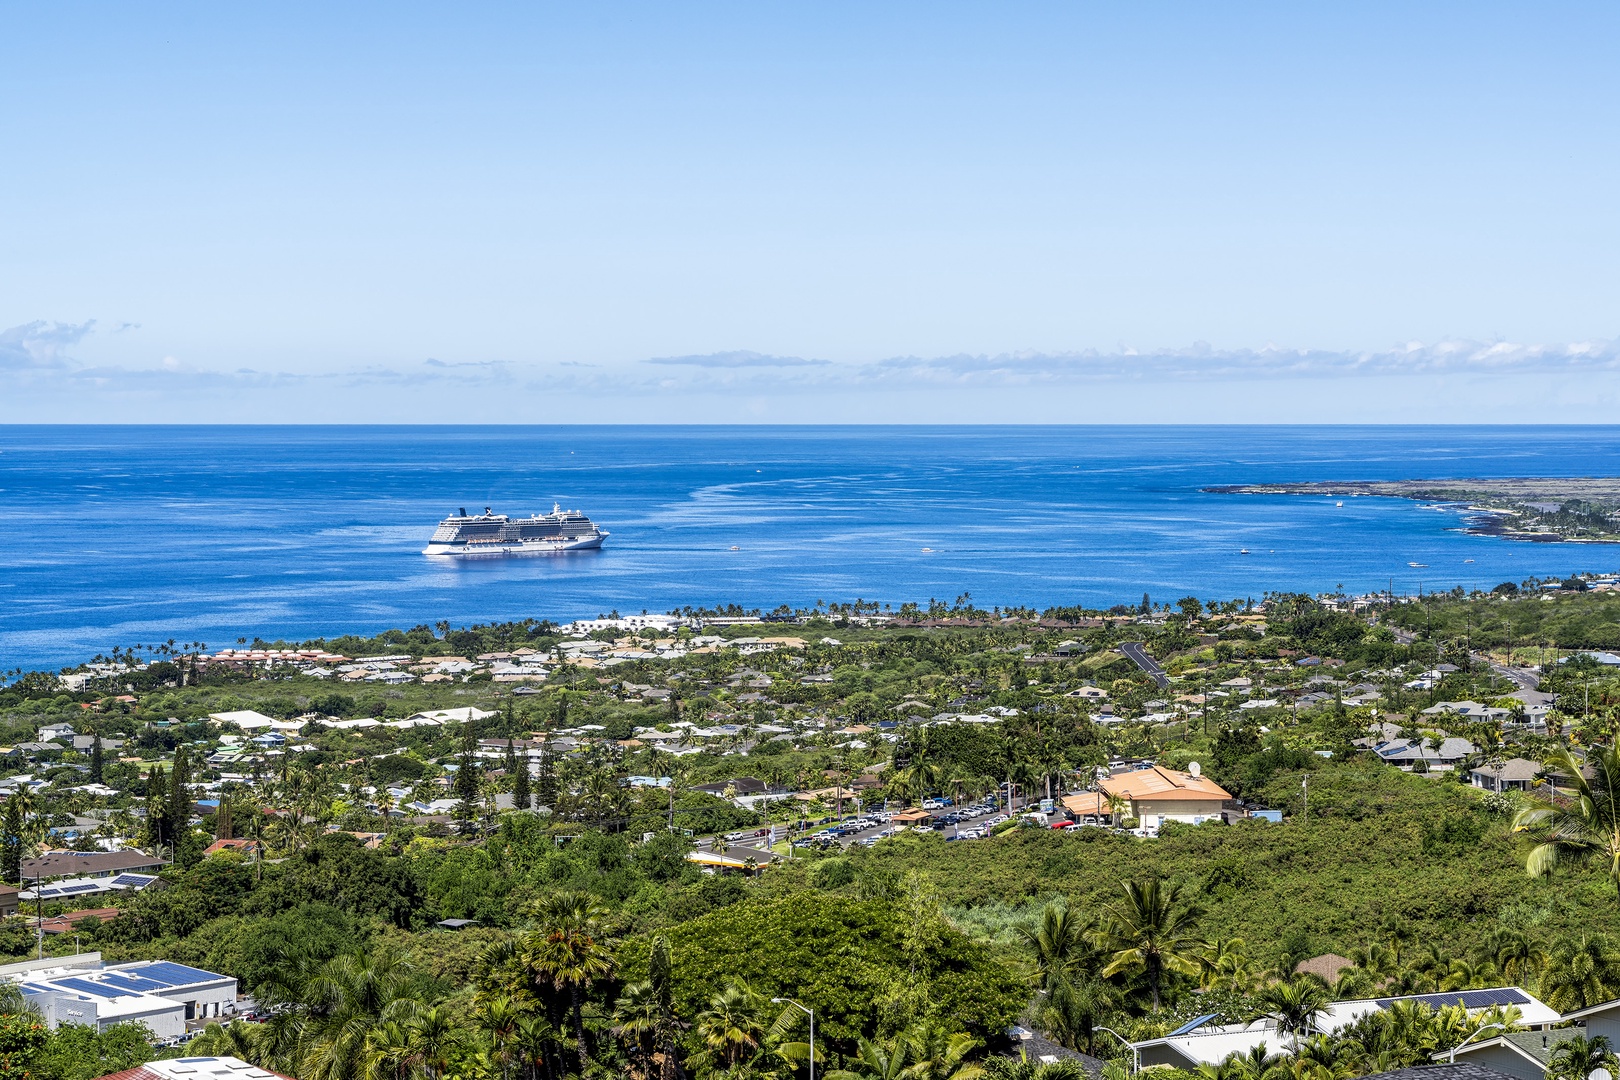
[1588,1068,1612,1080]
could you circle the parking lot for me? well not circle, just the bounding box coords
[787,798,1020,851]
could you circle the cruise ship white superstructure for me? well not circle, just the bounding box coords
[423,505,608,556]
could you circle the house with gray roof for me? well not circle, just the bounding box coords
[1469,758,1541,794]
[1422,700,1513,723]
[1441,1028,1583,1080]
[1374,736,1476,770]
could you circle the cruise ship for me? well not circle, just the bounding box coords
[423,505,609,556]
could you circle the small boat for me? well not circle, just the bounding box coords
[921,547,934,553]
[729,546,740,551]
[1408,562,1427,568]
[1239,548,1251,555]
[1464,558,1475,563]
[1336,501,1344,507]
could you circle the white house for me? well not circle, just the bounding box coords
[208,710,276,731]
[1133,988,1559,1070]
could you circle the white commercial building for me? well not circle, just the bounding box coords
[5,953,238,1040]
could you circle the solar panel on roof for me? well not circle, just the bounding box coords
[99,973,168,994]
[124,961,220,987]
[51,977,125,999]
[111,874,156,887]
[1168,1013,1220,1037]
[1376,988,1529,1009]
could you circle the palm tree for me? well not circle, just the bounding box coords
[1292,1033,1356,1080]
[1104,792,1131,827]
[474,995,524,1080]
[1513,743,1620,905]
[1546,1034,1619,1080]
[522,890,617,1076]
[612,981,665,1080]
[508,1016,556,1080]
[405,1008,460,1080]
[1539,935,1620,1011]
[1480,927,1544,987]
[1438,957,1496,992]
[187,1019,264,1063]
[982,1057,1089,1080]
[361,1020,416,1080]
[693,983,766,1073]
[296,947,426,1080]
[1037,975,1114,1056]
[1018,901,1090,990]
[1197,938,1254,992]
[1255,977,1329,1052]
[1092,877,1206,1010]
[902,1022,985,1080]
[1347,942,1399,987]
[825,1035,909,1080]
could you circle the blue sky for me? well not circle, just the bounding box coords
[4,3,1619,422]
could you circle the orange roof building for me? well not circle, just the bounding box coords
[1059,791,1111,820]
[1096,765,1232,830]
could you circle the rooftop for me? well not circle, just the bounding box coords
[1099,765,1232,802]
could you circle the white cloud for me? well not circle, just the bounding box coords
[646,350,830,368]
[0,320,95,370]
[5,320,1620,422]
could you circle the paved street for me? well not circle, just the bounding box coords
[1120,641,1170,687]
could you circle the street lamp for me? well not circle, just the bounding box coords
[1095,1025,1139,1075]
[771,997,815,1080]
[1449,1021,1506,1063]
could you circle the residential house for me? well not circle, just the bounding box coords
[1373,737,1476,770]
[207,710,276,731]
[1444,1030,1585,1080]
[1423,701,1513,724]
[22,849,166,881]
[1556,994,1620,1043]
[1133,988,1558,1070]
[1470,758,1541,793]
[693,777,770,798]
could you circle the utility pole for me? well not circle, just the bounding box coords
[1301,775,1309,826]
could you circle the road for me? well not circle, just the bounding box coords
[1476,653,1554,707]
[1120,641,1170,688]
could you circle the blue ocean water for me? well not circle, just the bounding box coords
[2,425,1618,673]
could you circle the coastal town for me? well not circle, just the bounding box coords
[5,581,1620,1079]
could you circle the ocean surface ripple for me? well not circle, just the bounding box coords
[2,425,1616,671]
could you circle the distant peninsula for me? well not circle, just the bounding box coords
[1205,477,1620,543]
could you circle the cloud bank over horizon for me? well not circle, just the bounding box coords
[7,321,1620,424]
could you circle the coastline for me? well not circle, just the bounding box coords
[1204,477,1620,544]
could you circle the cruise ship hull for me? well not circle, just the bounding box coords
[423,534,607,556]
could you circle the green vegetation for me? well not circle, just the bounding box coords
[10,586,1620,1077]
